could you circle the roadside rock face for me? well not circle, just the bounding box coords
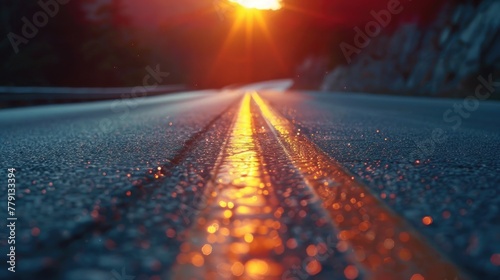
[293,55,330,90]
[322,0,500,98]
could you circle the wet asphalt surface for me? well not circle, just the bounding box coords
[0,86,499,280]
[260,90,500,279]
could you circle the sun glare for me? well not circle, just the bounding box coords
[229,0,283,11]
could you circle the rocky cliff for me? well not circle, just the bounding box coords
[321,0,500,98]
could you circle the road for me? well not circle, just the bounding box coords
[0,81,499,280]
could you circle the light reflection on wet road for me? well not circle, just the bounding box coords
[173,94,283,279]
[252,93,462,280]
[172,92,464,280]
[2,85,498,280]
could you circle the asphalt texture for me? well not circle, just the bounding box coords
[0,84,499,280]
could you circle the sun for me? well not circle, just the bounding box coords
[229,0,283,11]
[208,0,287,83]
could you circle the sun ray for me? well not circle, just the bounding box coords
[253,12,287,71]
[208,1,286,83]
[209,10,248,78]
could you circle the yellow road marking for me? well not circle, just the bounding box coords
[172,94,284,279]
[252,92,464,280]
[172,92,465,280]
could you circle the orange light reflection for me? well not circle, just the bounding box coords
[252,92,462,280]
[173,94,283,279]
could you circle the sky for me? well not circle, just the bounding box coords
[103,0,442,86]
[122,0,439,28]
[0,0,449,88]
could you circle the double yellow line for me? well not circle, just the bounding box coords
[173,94,283,279]
[173,92,464,280]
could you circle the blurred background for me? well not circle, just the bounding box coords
[1,0,499,98]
